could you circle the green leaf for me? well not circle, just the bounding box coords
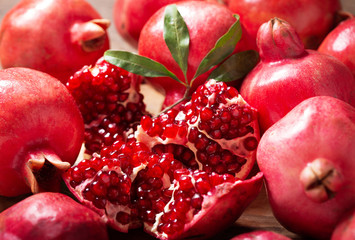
[208,50,259,82]
[104,50,184,85]
[192,14,242,80]
[164,5,190,81]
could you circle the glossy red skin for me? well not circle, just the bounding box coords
[0,68,84,197]
[257,96,355,240]
[114,0,185,47]
[225,0,341,50]
[331,209,355,240]
[319,17,355,77]
[240,19,355,133]
[138,1,241,109]
[0,192,108,240]
[231,230,291,240]
[0,0,110,82]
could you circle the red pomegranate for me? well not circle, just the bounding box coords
[224,0,341,50]
[231,230,291,240]
[0,68,84,197]
[0,192,109,240]
[257,96,355,239]
[0,0,110,83]
[63,79,263,239]
[240,18,355,133]
[138,1,246,110]
[63,138,263,239]
[331,209,355,240]
[318,16,355,77]
[114,0,184,47]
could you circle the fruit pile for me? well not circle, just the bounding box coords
[0,0,354,240]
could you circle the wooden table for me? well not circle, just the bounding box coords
[1,0,354,239]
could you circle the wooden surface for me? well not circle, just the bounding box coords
[1,0,355,239]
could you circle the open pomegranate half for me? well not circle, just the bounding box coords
[63,80,263,239]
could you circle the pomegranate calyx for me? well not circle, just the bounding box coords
[299,158,344,202]
[258,18,305,62]
[71,18,110,52]
[25,151,71,193]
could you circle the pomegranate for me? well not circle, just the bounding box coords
[331,209,355,240]
[66,57,148,155]
[136,79,260,179]
[318,16,355,77]
[113,0,184,47]
[224,0,341,50]
[63,79,263,239]
[0,192,108,240]
[240,18,355,133]
[137,1,247,110]
[0,67,84,197]
[230,230,291,240]
[0,0,110,83]
[257,96,355,239]
[63,138,263,239]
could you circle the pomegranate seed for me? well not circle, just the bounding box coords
[116,211,131,225]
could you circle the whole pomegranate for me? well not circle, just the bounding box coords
[257,96,355,239]
[66,57,148,155]
[240,18,355,133]
[63,80,263,239]
[138,1,245,110]
[0,68,84,197]
[0,192,109,240]
[0,0,110,83]
[113,0,184,47]
[224,0,341,50]
[318,16,355,77]
[231,230,291,240]
[331,209,355,240]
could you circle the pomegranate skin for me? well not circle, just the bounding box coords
[331,209,355,240]
[138,1,245,110]
[240,18,355,133]
[231,230,291,240]
[0,68,84,197]
[0,0,110,83]
[0,192,109,240]
[114,0,184,47]
[225,0,341,50]
[257,96,355,239]
[319,17,355,77]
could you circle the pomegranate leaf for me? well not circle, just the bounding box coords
[164,5,190,82]
[104,50,184,85]
[192,15,242,81]
[209,50,259,82]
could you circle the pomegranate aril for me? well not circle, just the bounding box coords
[116,211,131,225]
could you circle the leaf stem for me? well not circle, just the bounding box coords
[160,86,191,114]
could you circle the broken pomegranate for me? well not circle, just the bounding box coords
[136,79,259,180]
[0,192,109,240]
[63,137,263,239]
[240,18,355,133]
[0,67,84,197]
[66,57,148,155]
[63,79,263,239]
[0,0,110,83]
[257,96,355,239]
